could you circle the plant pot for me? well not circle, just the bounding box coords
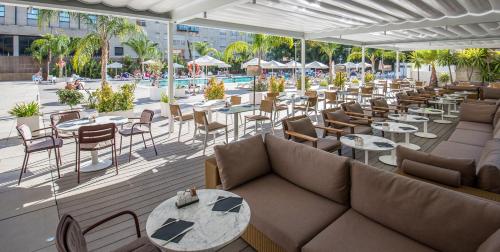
[17,115,41,136]
[149,87,167,101]
[160,102,171,118]
[175,87,187,98]
[98,109,135,118]
[249,92,265,105]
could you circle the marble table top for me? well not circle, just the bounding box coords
[194,99,225,108]
[388,113,429,123]
[428,99,456,105]
[146,189,251,252]
[371,122,418,133]
[56,116,128,132]
[216,104,257,114]
[340,134,396,151]
[408,107,444,115]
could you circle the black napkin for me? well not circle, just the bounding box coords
[212,196,243,213]
[429,109,441,112]
[151,218,194,243]
[399,126,416,131]
[218,108,230,112]
[414,117,427,120]
[373,142,394,148]
[372,123,383,126]
[344,135,357,140]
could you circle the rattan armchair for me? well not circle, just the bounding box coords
[244,99,275,134]
[170,104,194,141]
[193,110,228,155]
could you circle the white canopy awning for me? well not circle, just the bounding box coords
[106,62,123,68]
[142,60,157,65]
[263,60,286,69]
[241,58,270,69]
[285,60,302,69]
[5,0,500,50]
[305,61,328,69]
[187,55,229,67]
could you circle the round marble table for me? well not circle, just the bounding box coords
[387,113,435,139]
[408,107,448,125]
[193,99,225,122]
[442,95,463,113]
[371,122,418,166]
[340,134,396,165]
[428,100,455,122]
[146,189,251,252]
[56,116,128,172]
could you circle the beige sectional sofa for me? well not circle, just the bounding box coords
[397,101,500,198]
[206,134,500,252]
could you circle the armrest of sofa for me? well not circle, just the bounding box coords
[205,158,221,189]
[401,159,461,187]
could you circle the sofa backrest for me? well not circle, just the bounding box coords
[350,161,500,252]
[483,87,500,100]
[477,139,500,194]
[459,102,498,124]
[264,134,350,205]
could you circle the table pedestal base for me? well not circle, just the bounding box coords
[80,159,112,172]
[443,114,458,118]
[397,142,420,150]
[379,155,397,166]
[434,119,452,124]
[414,132,437,139]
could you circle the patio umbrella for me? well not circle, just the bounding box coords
[188,55,230,84]
[173,63,184,68]
[241,58,270,69]
[305,61,328,69]
[142,59,157,65]
[107,62,123,76]
[285,60,302,68]
[263,60,286,75]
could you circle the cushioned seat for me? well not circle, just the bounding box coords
[79,140,114,151]
[341,125,372,135]
[174,114,194,121]
[456,121,493,133]
[119,126,150,136]
[431,141,483,163]
[303,137,341,152]
[448,128,492,147]
[302,209,436,252]
[27,138,63,152]
[198,122,226,131]
[230,174,348,252]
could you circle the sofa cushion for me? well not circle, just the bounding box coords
[342,125,372,135]
[477,140,500,193]
[214,135,271,190]
[350,161,500,252]
[302,137,341,152]
[401,159,461,187]
[448,128,492,147]
[456,121,493,133]
[483,87,500,100]
[346,102,364,114]
[397,145,476,186]
[326,109,350,128]
[495,120,500,139]
[286,117,317,142]
[373,98,389,108]
[302,209,436,252]
[265,134,350,204]
[230,174,348,252]
[459,103,497,123]
[431,140,483,164]
[478,229,500,252]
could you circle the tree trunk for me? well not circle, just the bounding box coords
[328,55,333,82]
[58,56,64,78]
[448,65,453,84]
[417,67,420,81]
[140,57,144,75]
[467,67,472,81]
[430,63,437,87]
[46,49,52,81]
[100,40,109,86]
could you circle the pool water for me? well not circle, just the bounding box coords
[140,76,254,88]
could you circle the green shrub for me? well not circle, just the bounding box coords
[438,72,450,84]
[277,77,285,92]
[204,77,225,100]
[160,93,170,103]
[268,76,280,93]
[56,89,83,109]
[351,77,360,85]
[334,72,347,89]
[296,76,312,90]
[364,72,375,83]
[85,90,97,109]
[95,82,136,112]
[9,101,40,117]
[319,79,329,87]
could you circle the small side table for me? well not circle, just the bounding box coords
[371,122,418,165]
[340,134,396,165]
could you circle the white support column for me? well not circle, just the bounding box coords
[167,21,175,133]
[396,50,400,79]
[300,38,306,92]
[361,46,365,85]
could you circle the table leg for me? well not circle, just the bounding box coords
[434,111,452,124]
[207,109,213,123]
[79,150,112,172]
[397,132,420,150]
[444,103,458,118]
[364,150,369,165]
[414,121,437,139]
[233,113,239,141]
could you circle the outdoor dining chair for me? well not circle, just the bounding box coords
[360,86,374,104]
[265,92,289,121]
[118,109,158,162]
[16,124,63,185]
[50,111,80,167]
[244,99,275,135]
[77,123,117,184]
[295,96,318,118]
[170,104,194,142]
[324,91,343,109]
[229,95,243,123]
[193,110,228,155]
[56,211,160,252]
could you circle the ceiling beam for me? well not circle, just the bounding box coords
[169,0,247,23]
[366,35,500,47]
[305,11,500,39]
[182,18,305,38]
[311,37,363,46]
[0,0,170,21]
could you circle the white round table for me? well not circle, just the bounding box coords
[340,134,396,165]
[56,116,128,172]
[146,189,251,252]
[371,122,418,166]
[388,113,435,139]
[429,99,456,121]
[408,107,448,125]
[442,95,463,113]
[194,99,225,122]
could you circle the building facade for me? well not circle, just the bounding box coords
[0,5,251,80]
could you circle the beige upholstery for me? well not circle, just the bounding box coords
[448,128,492,147]
[459,103,497,123]
[477,140,500,193]
[402,159,461,187]
[302,137,341,152]
[431,141,483,163]
[350,161,500,252]
[286,117,317,142]
[478,229,500,252]
[302,210,436,252]
[230,174,347,252]
[342,125,372,135]
[456,121,493,133]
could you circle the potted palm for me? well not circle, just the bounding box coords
[95,82,136,118]
[160,93,172,118]
[334,72,347,90]
[9,101,42,136]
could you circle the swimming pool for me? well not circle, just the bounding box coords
[140,76,253,88]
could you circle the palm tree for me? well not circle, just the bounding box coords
[409,51,423,81]
[73,15,141,85]
[193,41,218,57]
[124,35,159,74]
[224,34,293,68]
[317,42,340,81]
[30,34,70,79]
[52,35,71,77]
[437,50,456,83]
[418,50,439,86]
[347,47,383,72]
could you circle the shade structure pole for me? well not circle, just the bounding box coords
[396,50,400,79]
[301,38,306,91]
[361,46,365,85]
[167,21,175,133]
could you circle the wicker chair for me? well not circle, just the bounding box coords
[359,86,373,104]
[324,91,343,109]
[170,104,194,142]
[118,110,157,162]
[56,211,160,252]
[369,97,405,118]
[16,124,63,185]
[295,96,318,118]
[193,110,228,155]
[77,123,117,184]
[266,92,289,120]
[282,115,343,154]
[244,99,274,135]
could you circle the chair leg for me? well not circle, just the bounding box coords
[75,142,78,172]
[24,153,30,173]
[244,118,247,135]
[150,131,158,156]
[178,121,182,142]
[141,133,147,149]
[53,148,61,179]
[352,148,356,159]
[203,132,208,155]
[338,149,342,156]
[119,135,123,154]
[18,152,28,185]
[225,127,228,144]
[192,126,197,144]
[254,120,258,133]
[57,148,62,166]
[77,149,81,184]
[128,135,133,162]
[112,144,118,174]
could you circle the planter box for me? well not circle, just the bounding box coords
[17,116,41,136]
[160,102,171,118]
[99,109,135,118]
[248,92,265,105]
[149,87,167,101]
[175,88,188,98]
